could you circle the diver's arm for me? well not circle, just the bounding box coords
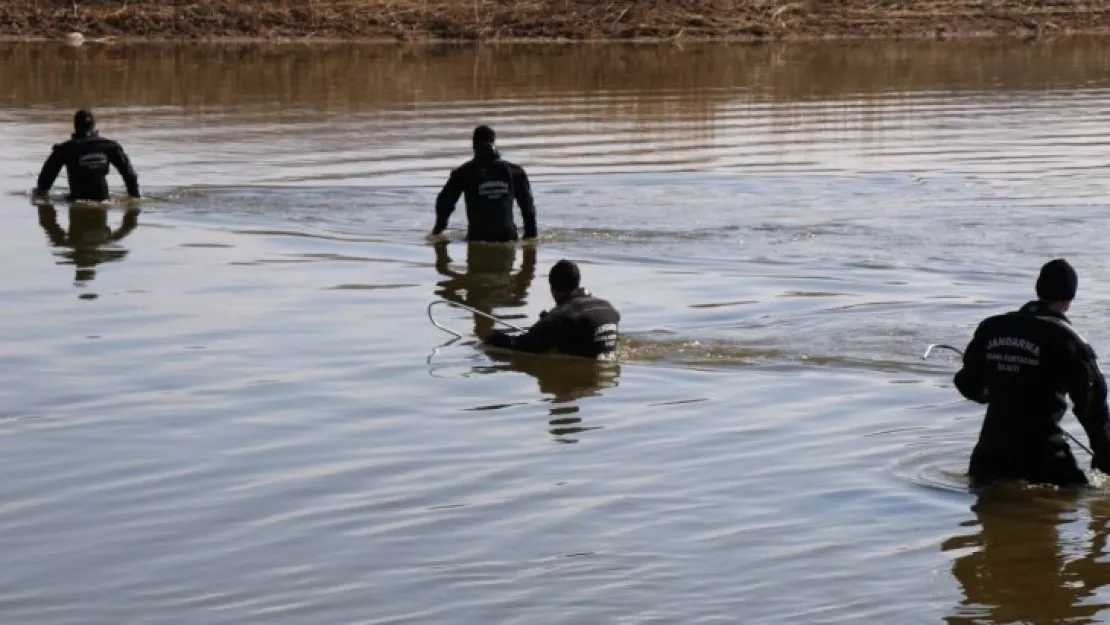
[513,165,537,239]
[954,324,989,404]
[34,144,66,198]
[485,313,561,353]
[1066,342,1110,472]
[107,143,141,198]
[432,169,464,236]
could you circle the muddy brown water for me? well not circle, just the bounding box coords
[3,40,1110,623]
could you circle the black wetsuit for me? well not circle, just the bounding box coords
[954,300,1110,487]
[35,132,140,202]
[433,146,537,242]
[485,288,620,359]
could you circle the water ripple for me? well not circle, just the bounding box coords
[4,40,1110,625]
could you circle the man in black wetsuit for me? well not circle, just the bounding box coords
[484,259,620,360]
[430,125,537,243]
[954,258,1110,488]
[33,109,141,202]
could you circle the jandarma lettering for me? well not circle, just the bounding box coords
[986,353,1040,366]
[985,336,1040,356]
[478,181,509,197]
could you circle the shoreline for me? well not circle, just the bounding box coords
[4,1,1110,44]
[9,32,1110,47]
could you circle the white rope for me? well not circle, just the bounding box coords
[426,300,525,340]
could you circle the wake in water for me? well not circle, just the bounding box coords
[427,327,948,378]
[9,188,164,208]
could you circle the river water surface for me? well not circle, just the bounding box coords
[3,40,1110,623]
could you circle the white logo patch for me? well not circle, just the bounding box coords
[478,180,509,200]
[77,152,108,170]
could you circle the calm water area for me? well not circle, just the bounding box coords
[4,39,1110,623]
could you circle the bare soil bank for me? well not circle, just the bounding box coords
[3,1,1110,42]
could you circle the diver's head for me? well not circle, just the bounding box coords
[471,125,499,159]
[73,109,96,137]
[1035,258,1078,314]
[549,259,581,304]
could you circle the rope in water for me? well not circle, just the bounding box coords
[426,300,525,340]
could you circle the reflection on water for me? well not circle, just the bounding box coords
[7,40,1110,113]
[943,487,1110,624]
[432,240,536,338]
[36,203,140,289]
[480,351,621,443]
[6,39,1110,624]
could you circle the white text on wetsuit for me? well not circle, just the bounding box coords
[478,180,509,199]
[985,336,1041,373]
[78,152,108,170]
[594,323,618,349]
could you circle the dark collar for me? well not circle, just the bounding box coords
[553,287,589,306]
[472,144,501,161]
[1018,300,1071,323]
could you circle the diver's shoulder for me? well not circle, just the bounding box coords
[500,158,527,174]
[68,134,121,150]
[575,291,620,316]
[91,135,122,149]
[979,306,1033,328]
[451,158,480,175]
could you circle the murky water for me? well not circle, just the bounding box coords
[4,39,1110,623]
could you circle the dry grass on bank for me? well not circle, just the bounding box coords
[3,0,1110,41]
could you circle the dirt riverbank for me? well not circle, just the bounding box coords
[3,1,1110,43]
